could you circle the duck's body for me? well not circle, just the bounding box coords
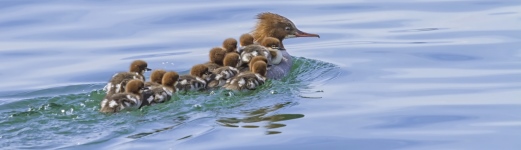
[100,79,145,113]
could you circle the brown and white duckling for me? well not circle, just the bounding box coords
[261,37,283,65]
[144,69,166,87]
[176,64,211,92]
[223,57,268,91]
[104,60,151,96]
[207,53,241,88]
[100,79,146,113]
[203,47,226,72]
[239,44,271,67]
[239,33,254,48]
[222,38,238,53]
[142,71,179,105]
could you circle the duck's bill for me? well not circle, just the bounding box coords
[295,29,320,38]
[146,68,152,71]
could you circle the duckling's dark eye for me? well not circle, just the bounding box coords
[285,26,291,31]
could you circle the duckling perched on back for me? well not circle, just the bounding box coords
[207,53,241,88]
[203,47,226,72]
[222,38,238,53]
[223,56,268,91]
[144,69,166,87]
[176,64,211,92]
[261,37,283,65]
[142,71,179,105]
[104,60,151,96]
[100,79,146,113]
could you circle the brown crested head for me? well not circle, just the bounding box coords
[125,79,145,94]
[162,71,179,87]
[261,37,280,49]
[190,64,210,77]
[249,56,268,71]
[129,60,151,74]
[150,69,167,84]
[252,12,320,49]
[223,52,240,67]
[251,61,267,77]
[239,33,254,47]
[209,47,226,65]
[222,38,238,53]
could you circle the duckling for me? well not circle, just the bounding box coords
[142,71,179,105]
[176,64,211,92]
[223,58,268,91]
[239,44,271,68]
[208,53,241,88]
[261,37,283,65]
[222,38,238,53]
[100,79,146,113]
[238,33,254,53]
[144,69,166,87]
[104,60,151,96]
[203,47,226,72]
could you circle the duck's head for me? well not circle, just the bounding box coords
[129,60,152,75]
[162,71,179,87]
[190,64,212,81]
[209,47,226,65]
[252,12,320,49]
[150,69,167,84]
[239,33,254,47]
[125,79,145,94]
[261,37,281,49]
[249,56,268,71]
[222,38,238,53]
[251,61,267,77]
[223,52,240,67]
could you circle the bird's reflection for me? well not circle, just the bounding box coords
[216,102,305,135]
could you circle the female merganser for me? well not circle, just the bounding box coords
[176,64,211,92]
[100,79,146,113]
[251,12,320,79]
[203,47,226,72]
[222,38,238,53]
[142,71,179,105]
[223,57,268,91]
[104,60,151,96]
[208,52,241,88]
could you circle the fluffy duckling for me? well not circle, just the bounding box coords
[238,33,254,54]
[100,79,146,113]
[203,47,226,72]
[261,37,283,65]
[239,44,271,67]
[176,64,211,92]
[142,71,179,105]
[208,53,241,88]
[104,60,151,96]
[144,69,166,87]
[222,38,238,53]
[223,58,268,91]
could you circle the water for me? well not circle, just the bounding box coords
[1,0,521,149]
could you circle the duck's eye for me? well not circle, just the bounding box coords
[285,26,291,31]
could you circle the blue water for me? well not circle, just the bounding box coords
[1,0,521,149]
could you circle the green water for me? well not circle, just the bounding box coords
[0,57,339,149]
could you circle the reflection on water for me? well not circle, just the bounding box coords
[216,102,305,135]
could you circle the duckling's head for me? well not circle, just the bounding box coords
[125,79,145,94]
[129,60,152,74]
[222,38,238,53]
[162,71,179,87]
[252,12,320,49]
[209,47,226,65]
[239,33,254,47]
[223,52,240,67]
[251,61,267,77]
[249,56,268,71]
[150,69,167,84]
[261,37,281,49]
[190,64,210,77]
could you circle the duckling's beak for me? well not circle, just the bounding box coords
[295,29,320,38]
[146,68,152,71]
